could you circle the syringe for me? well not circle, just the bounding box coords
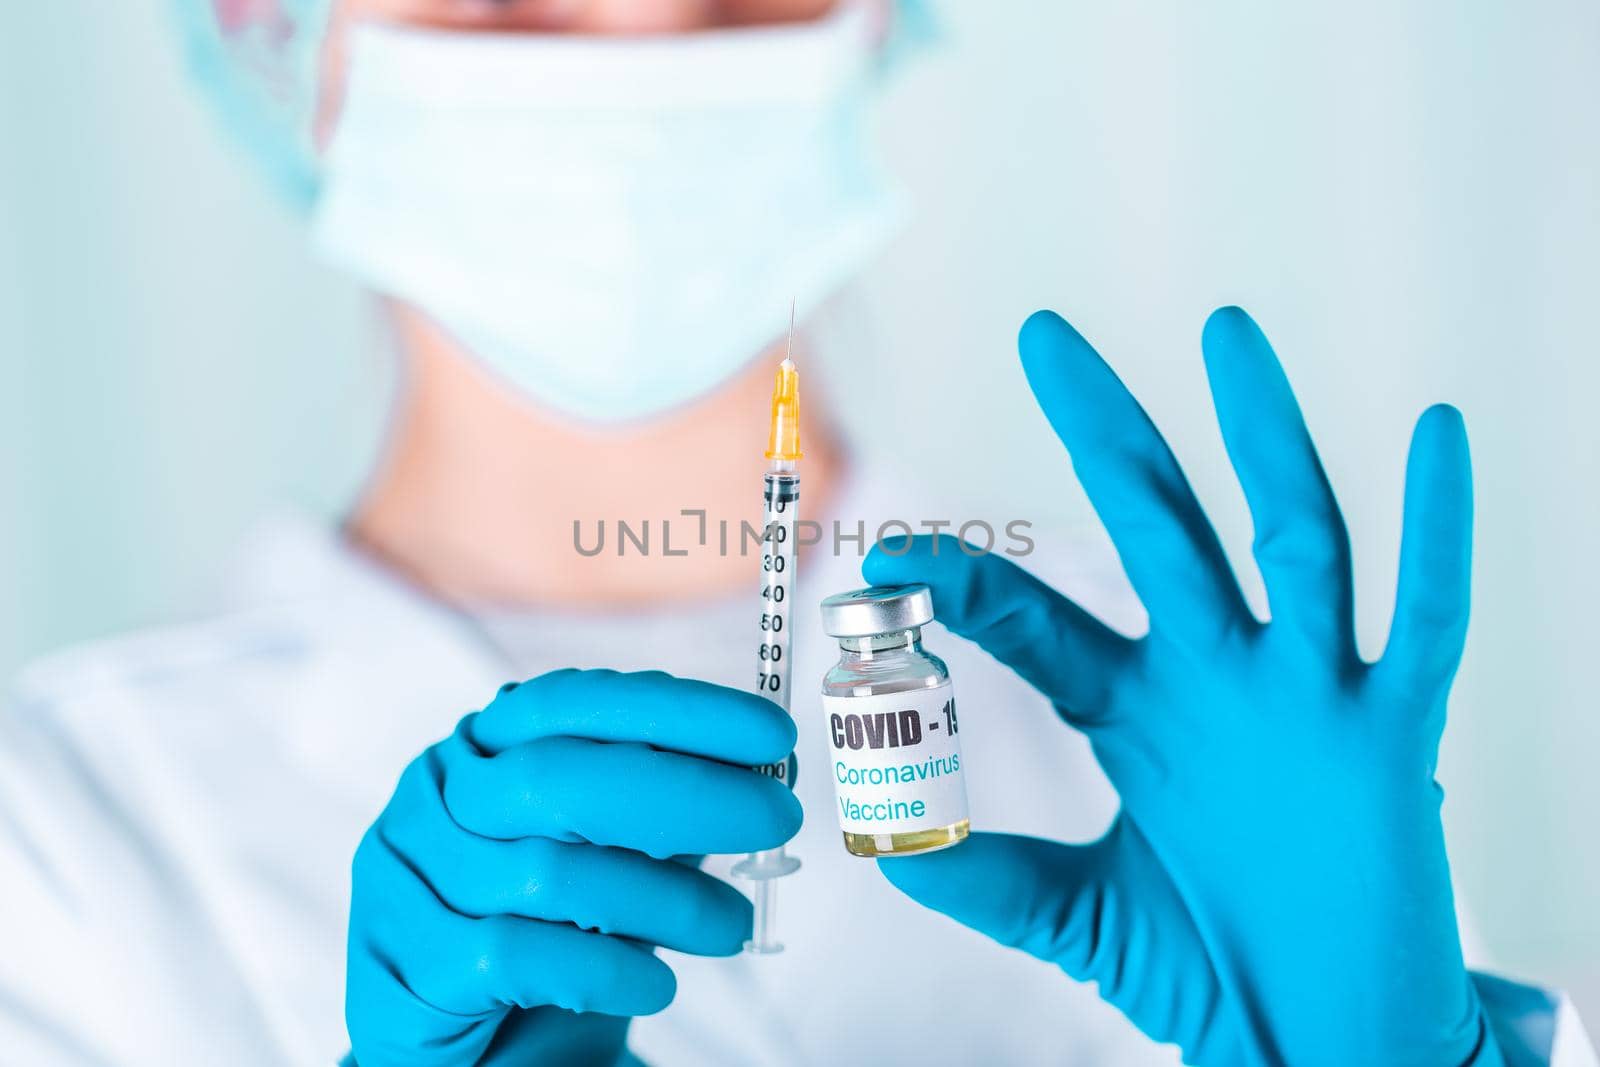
[731,309,803,954]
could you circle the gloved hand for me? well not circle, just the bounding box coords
[345,669,802,1067]
[864,307,1503,1067]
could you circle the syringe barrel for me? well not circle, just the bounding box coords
[752,470,800,784]
[737,468,802,955]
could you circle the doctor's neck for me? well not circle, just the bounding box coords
[344,304,845,608]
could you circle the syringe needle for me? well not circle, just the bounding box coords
[764,324,802,465]
[784,298,796,365]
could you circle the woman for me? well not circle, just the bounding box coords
[1,1,1591,1064]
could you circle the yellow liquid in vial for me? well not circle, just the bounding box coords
[842,818,970,858]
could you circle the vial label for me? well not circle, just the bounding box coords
[821,683,967,835]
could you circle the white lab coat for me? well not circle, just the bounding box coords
[1,473,1593,1066]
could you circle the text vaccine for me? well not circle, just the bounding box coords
[819,584,970,858]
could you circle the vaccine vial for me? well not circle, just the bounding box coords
[820,584,970,858]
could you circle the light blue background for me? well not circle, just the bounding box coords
[4,0,1596,1017]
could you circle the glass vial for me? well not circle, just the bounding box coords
[820,584,970,858]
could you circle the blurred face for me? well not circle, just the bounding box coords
[342,0,839,33]
[309,0,889,427]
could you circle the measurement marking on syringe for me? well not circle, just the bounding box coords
[752,474,797,780]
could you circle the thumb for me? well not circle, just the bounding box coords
[879,823,1225,1057]
[878,829,1141,979]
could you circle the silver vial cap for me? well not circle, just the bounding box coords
[820,584,935,638]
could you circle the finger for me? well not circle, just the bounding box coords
[1378,404,1473,693]
[1018,310,1250,635]
[478,1008,631,1067]
[469,669,797,765]
[878,822,1225,1059]
[354,825,678,1019]
[1201,307,1355,649]
[347,936,505,1067]
[438,728,803,858]
[862,534,1137,726]
[380,756,753,956]
[348,833,674,1067]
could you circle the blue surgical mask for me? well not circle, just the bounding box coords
[311,4,904,423]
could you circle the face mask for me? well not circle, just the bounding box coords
[311,4,903,423]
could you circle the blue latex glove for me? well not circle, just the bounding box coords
[345,669,802,1067]
[864,307,1503,1067]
